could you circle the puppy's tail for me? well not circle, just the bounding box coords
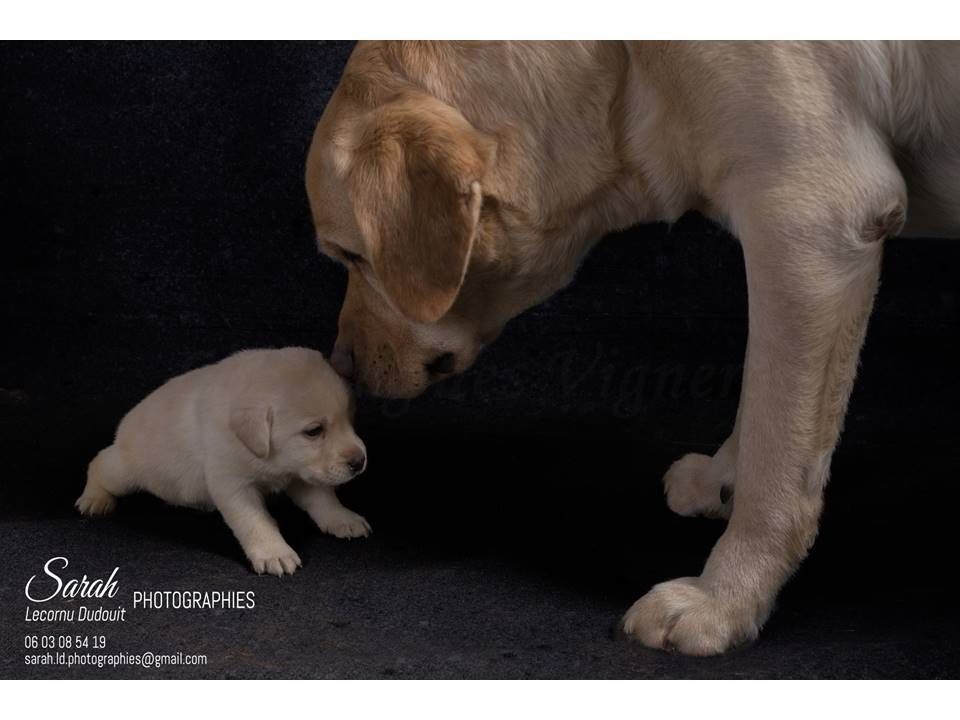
[76,446,123,516]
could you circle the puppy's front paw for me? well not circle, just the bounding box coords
[247,543,302,577]
[663,453,732,519]
[316,507,371,539]
[75,486,117,516]
[622,577,761,656]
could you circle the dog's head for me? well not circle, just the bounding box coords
[307,42,639,398]
[229,349,367,486]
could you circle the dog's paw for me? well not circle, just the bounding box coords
[622,577,760,656]
[316,507,371,539]
[75,486,117,516]
[663,453,733,519]
[247,544,302,577]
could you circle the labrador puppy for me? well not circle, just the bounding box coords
[305,41,960,653]
[77,347,370,576]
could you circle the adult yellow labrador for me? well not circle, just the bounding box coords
[305,41,960,655]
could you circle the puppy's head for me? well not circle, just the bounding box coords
[229,349,366,486]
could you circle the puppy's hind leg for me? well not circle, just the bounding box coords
[76,445,130,515]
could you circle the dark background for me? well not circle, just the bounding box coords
[1,42,958,678]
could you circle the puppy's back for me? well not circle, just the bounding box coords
[110,360,221,502]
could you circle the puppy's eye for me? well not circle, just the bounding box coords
[302,424,325,438]
[341,249,364,265]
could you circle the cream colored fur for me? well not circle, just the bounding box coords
[77,348,370,576]
[305,41,960,654]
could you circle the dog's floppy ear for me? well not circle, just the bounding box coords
[229,405,273,459]
[345,93,496,324]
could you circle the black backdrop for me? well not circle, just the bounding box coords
[2,43,959,674]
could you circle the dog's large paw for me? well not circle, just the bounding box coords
[316,507,371,539]
[247,543,302,577]
[622,577,761,656]
[663,453,733,519]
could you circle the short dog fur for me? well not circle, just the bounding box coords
[305,41,960,654]
[77,348,370,576]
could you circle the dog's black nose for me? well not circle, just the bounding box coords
[424,351,455,376]
[345,448,366,474]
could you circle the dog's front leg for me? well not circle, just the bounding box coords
[287,480,371,539]
[210,481,302,576]
[624,191,890,654]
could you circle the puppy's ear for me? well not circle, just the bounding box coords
[345,93,496,324]
[229,405,273,459]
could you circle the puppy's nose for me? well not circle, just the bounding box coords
[424,351,455,376]
[330,345,354,379]
[344,447,366,475]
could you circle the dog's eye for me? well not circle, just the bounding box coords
[302,424,325,438]
[341,249,364,265]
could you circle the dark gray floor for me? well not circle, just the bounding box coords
[3,446,959,679]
